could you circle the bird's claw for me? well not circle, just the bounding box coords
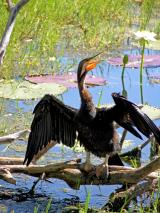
[95,163,109,180]
[80,162,95,173]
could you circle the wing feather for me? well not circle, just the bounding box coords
[24,94,77,165]
[112,93,160,144]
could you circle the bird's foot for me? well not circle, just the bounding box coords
[95,163,109,180]
[80,162,95,173]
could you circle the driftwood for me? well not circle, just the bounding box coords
[0,129,57,165]
[0,168,16,184]
[0,157,24,165]
[0,129,29,143]
[0,0,30,65]
[0,157,159,190]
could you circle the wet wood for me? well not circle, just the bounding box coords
[0,157,24,165]
[0,157,159,189]
[0,168,16,184]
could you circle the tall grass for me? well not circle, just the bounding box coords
[139,0,156,30]
[1,0,154,78]
[33,198,52,213]
[1,0,160,78]
[84,190,91,213]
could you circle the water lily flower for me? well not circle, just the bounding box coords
[49,56,56,61]
[134,31,157,42]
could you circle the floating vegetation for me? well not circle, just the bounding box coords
[25,72,107,88]
[108,55,160,68]
[0,80,66,100]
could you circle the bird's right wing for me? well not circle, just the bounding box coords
[24,94,78,166]
[112,93,160,144]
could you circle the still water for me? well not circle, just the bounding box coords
[0,48,160,212]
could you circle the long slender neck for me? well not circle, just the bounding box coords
[78,73,96,119]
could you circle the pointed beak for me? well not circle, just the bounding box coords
[85,51,104,71]
[88,51,104,61]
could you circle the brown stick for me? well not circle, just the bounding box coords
[0,168,16,184]
[0,157,24,165]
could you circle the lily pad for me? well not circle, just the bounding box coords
[0,80,66,100]
[108,55,160,68]
[25,72,107,88]
[141,104,160,121]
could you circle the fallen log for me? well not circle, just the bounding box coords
[0,157,159,189]
[0,157,24,165]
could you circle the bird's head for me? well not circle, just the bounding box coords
[77,52,103,83]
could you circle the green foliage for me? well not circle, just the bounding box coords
[97,89,103,107]
[0,0,160,79]
[84,190,91,213]
[43,198,52,213]
[0,0,134,78]
[33,198,52,213]
[139,0,156,30]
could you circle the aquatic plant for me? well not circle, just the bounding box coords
[83,190,91,213]
[121,54,128,98]
[134,30,157,103]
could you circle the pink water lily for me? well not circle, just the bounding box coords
[107,55,160,68]
[25,72,106,88]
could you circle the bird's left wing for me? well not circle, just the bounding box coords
[112,93,160,144]
[24,94,78,166]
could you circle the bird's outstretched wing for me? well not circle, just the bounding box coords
[24,94,78,166]
[112,93,160,144]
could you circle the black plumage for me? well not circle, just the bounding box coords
[24,55,160,174]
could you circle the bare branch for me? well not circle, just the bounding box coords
[0,168,16,184]
[0,0,30,65]
[0,157,24,165]
[0,129,29,143]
